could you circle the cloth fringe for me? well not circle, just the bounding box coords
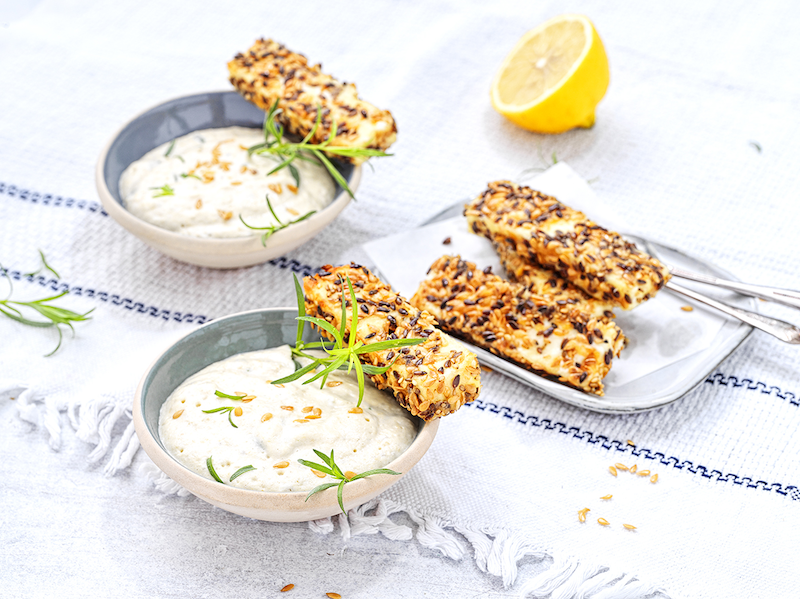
[2,379,137,476]
[7,380,667,598]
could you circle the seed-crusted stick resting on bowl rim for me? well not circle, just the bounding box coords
[411,256,626,396]
[465,181,671,310]
[303,264,481,421]
[228,39,397,165]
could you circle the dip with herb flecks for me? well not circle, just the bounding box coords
[158,345,417,493]
[119,127,335,238]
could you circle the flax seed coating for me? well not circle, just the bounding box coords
[411,256,626,396]
[303,264,481,421]
[464,181,670,310]
[228,39,397,165]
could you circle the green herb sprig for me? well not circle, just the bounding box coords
[23,250,60,279]
[202,405,240,428]
[247,99,391,199]
[271,275,424,406]
[206,457,257,483]
[299,449,400,514]
[180,173,201,180]
[151,184,175,197]
[240,194,315,246]
[1,257,93,356]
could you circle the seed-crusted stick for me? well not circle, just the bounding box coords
[228,39,397,165]
[411,256,626,396]
[464,181,670,310]
[490,232,615,320]
[303,264,481,421]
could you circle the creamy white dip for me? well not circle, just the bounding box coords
[119,127,336,238]
[158,346,417,492]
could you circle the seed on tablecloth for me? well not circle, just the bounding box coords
[630,464,638,474]
[600,494,612,500]
[650,473,659,483]
[609,466,618,476]
[615,463,629,471]
[598,518,610,526]
[623,524,637,530]
[280,583,294,592]
[638,470,650,477]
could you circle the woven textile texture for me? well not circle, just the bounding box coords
[1,1,799,598]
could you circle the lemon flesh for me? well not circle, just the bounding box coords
[491,15,609,134]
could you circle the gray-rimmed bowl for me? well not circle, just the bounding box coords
[96,91,361,269]
[133,307,437,522]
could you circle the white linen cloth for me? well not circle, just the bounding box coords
[1,1,799,598]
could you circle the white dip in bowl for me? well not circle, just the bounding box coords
[119,126,335,238]
[158,345,417,493]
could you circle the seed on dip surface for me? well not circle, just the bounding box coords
[301,406,314,413]
[172,410,184,419]
[311,470,326,478]
[344,471,357,480]
[274,461,290,469]
[119,127,335,239]
[281,406,294,411]
[157,346,416,493]
[233,407,243,417]
[349,407,363,414]
[280,584,294,592]
[327,381,343,387]
[242,395,256,403]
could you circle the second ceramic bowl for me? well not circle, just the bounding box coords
[96,91,360,269]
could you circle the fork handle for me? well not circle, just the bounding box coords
[666,281,800,344]
[669,266,800,310]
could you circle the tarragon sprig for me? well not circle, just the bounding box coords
[1,256,93,356]
[206,457,256,483]
[271,274,423,406]
[240,194,315,246]
[247,99,391,199]
[299,449,400,514]
[151,184,175,197]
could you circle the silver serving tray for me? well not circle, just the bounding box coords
[407,203,756,414]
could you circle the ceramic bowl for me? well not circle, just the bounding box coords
[133,307,438,522]
[96,91,360,269]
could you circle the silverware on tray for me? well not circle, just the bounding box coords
[640,239,800,344]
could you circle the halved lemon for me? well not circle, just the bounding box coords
[491,14,609,134]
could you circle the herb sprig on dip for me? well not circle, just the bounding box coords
[271,275,424,406]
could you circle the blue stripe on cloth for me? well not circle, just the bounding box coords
[0,181,320,278]
[466,399,799,500]
[704,373,799,406]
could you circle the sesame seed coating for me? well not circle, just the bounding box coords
[228,39,397,165]
[464,181,671,310]
[303,264,481,421]
[411,256,626,396]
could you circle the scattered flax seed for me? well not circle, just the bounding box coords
[241,395,256,403]
[261,413,273,422]
[638,470,651,477]
[294,419,309,423]
[615,463,629,471]
[311,469,326,478]
[442,237,452,245]
[195,199,203,209]
[326,593,341,599]
[280,406,294,412]
[301,406,314,413]
[623,524,637,530]
[280,583,294,592]
[233,392,247,397]
[268,183,283,194]
[311,407,322,417]
[231,181,242,186]
[578,511,586,523]
[172,410,184,419]
[233,407,243,417]
[218,210,233,221]
[286,207,299,216]
[274,384,285,388]
[344,471,357,481]
[274,461,289,468]
[327,381,343,387]
[240,165,248,173]
[609,466,618,477]
[650,473,659,483]
[600,494,612,500]
[287,184,298,194]
[681,305,694,312]
[597,518,610,526]
[630,464,638,474]
[239,145,249,151]
[627,439,635,446]
[349,407,363,414]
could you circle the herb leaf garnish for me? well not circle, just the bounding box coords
[164,139,176,157]
[180,173,201,180]
[299,449,400,514]
[239,194,315,246]
[1,257,93,356]
[151,184,175,197]
[215,390,245,400]
[272,274,424,406]
[247,99,391,199]
[202,405,239,428]
[230,465,257,481]
[206,456,223,483]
